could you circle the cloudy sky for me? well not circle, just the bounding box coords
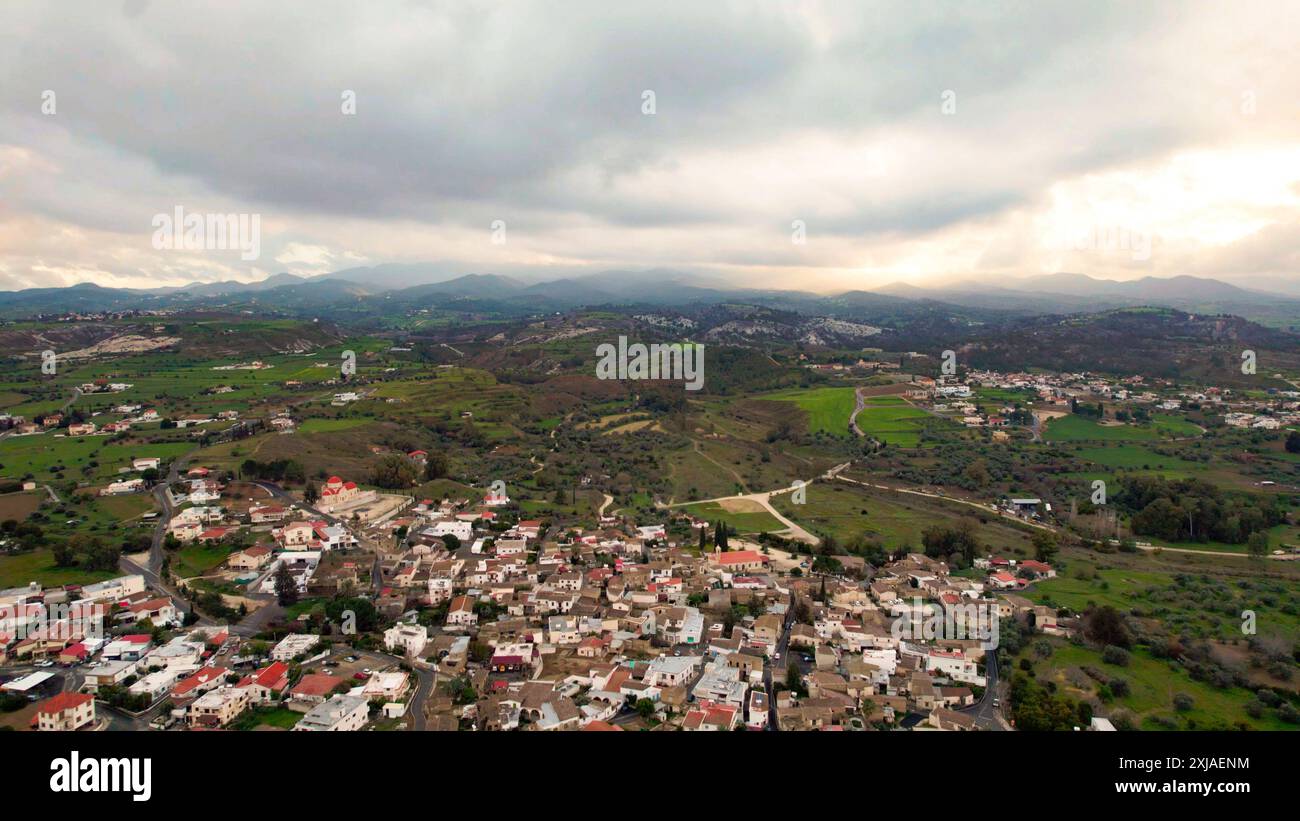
[1,0,1299,293]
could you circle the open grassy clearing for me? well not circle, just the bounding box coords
[172,542,234,578]
[763,387,856,436]
[1070,445,1203,471]
[664,447,749,501]
[679,500,784,534]
[0,434,192,484]
[0,549,119,589]
[854,398,936,447]
[1028,566,1300,642]
[1045,413,1203,443]
[94,492,156,520]
[771,479,1037,554]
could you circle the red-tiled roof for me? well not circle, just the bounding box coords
[713,550,767,565]
[171,666,229,697]
[583,720,624,731]
[292,673,341,698]
[36,691,93,716]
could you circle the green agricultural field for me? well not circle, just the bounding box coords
[1071,445,1202,471]
[0,434,191,484]
[853,398,936,447]
[665,447,748,501]
[1045,415,1161,442]
[1150,414,1203,438]
[1029,568,1177,615]
[0,549,118,589]
[678,500,785,534]
[764,387,856,436]
[1046,413,1202,443]
[975,387,1033,403]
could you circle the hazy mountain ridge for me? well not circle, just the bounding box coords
[3,269,1299,328]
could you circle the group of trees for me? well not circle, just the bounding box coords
[274,562,299,606]
[0,519,46,552]
[370,450,450,489]
[1008,672,1091,731]
[371,454,420,488]
[1286,430,1300,454]
[1070,397,1105,418]
[705,521,732,551]
[240,458,306,484]
[920,524,980,566]
[1116,475,1284,544]
[1083,605,1131,649]
[922,523,1057,569]
[52,533,122,571]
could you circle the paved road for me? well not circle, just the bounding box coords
[849,387,868,436]
[121,444,203,621]
[762,603,797,730]
[147,447,201,570]
[407,663,437,731]
[959,650,1009,730]
[250,480,340,525]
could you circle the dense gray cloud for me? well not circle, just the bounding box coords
[0,0,1297,291]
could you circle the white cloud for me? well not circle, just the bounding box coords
[0,0,1297,293]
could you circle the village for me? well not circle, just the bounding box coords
[0,452,1078,733]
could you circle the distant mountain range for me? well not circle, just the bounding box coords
[3,269,1300,329]
[869,273,1300,325]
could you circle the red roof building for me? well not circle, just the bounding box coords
[33,692,96,731]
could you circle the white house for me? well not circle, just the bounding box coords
[294,694,369,731]
[270,633,321,661]
[383,623,428,657]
